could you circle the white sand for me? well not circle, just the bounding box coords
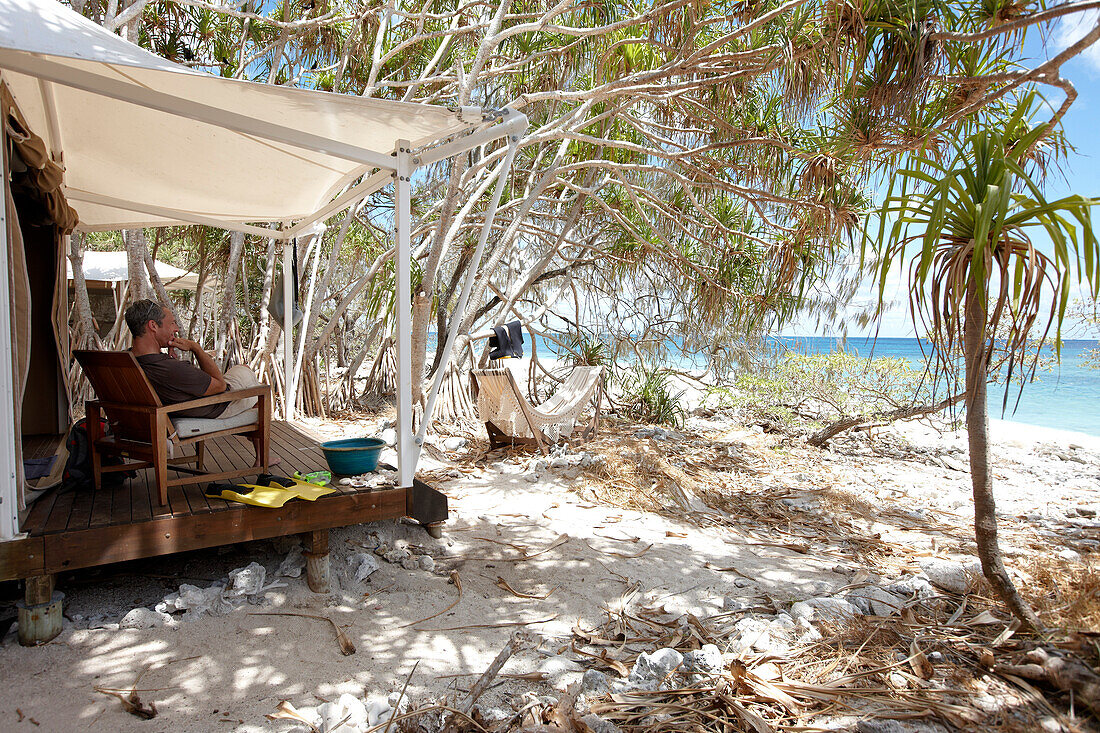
[0,408,1096,731]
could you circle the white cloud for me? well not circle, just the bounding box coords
[1052,9,1100,72]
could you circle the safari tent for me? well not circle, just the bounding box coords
[0,0,525,642]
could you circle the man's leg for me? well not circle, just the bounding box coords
[218,366,274,466]
[218,365,260,418]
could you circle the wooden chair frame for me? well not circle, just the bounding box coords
[473,368,602,455]
[75,350,271,506]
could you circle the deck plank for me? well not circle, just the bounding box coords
[150,478,174,518]
[22,484,59,534]
[88,483,115,529]
[196,438,241,511]
[130,475,154,523]
[271,422,343,492]
[41,488,76,534]
[109,476,133,526]
[219,435,258,479]
[181,481,213,514]
[66,484,95,531]
[166,480,191,517]
[272,423,327,473]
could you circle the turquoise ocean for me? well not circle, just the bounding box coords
[776,336,1100,437]
[432,330,1100,436]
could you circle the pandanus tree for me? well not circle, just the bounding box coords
[870,95,1100,628]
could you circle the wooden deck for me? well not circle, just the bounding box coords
[1,421,447,582]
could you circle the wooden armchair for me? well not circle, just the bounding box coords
[74,350,271,506]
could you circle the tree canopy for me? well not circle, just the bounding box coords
[69,0,1100,412]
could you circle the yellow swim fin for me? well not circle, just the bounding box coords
[257,474,336,501]
[205,482,299,508]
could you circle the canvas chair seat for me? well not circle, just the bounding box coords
[172,408,259,439]
[473,365,603,454]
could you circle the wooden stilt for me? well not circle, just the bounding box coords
[407,477,448,539]
[18,574,62,646]
[303,529,330,594]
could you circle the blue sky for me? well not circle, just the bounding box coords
[787,13,1100,339]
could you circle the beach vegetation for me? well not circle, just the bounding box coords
[563,332,609,370]
[868,93,1100,630]
[732,349,963,442]
[618,363,686,427]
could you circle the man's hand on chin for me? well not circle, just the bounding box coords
[168,336,196,355]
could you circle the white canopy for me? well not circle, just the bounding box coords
[66,250,202,291]
[0,0,485,233]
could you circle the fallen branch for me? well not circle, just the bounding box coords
[582,538,653,559]
[267,700,320,732]
[995,647,1100,715]
[385,661,419,733]
[444,631,538,733]
[806,393,966,447]
[250,612,355,656]
[423,614,558,631]
[95,687,157,720]
[496,576,557,599]
[94,665,157,720]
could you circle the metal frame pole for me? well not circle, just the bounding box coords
[282,239,294,421]
[0,123,19,539]
[415,136,520,446]
[394,140,414,489]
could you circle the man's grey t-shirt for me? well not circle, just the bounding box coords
[135,352,227,418]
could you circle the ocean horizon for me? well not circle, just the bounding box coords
[777,336,1100,438]
[429,330,1100,437]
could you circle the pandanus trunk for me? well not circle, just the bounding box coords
[964,281,1043,630]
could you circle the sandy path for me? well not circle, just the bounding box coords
[1,410,1095,732]
[0,460,842,732]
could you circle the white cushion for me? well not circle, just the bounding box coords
[171,408,258,438]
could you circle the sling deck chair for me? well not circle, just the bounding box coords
[74,350,271,506]
[472,365,603,455]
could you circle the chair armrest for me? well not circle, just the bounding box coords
[157,385,272,415]
[86,399,156,415]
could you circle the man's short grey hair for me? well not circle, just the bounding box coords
[124,299,166,339]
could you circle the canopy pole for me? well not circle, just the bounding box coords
[0,122,18,540]
[38,79,63,163]
[282,239,294,421]
[395,140,414,489]
[415,135,521,447]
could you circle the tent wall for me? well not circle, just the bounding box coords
[1,78,77,536]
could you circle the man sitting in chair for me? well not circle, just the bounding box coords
[125,298,268,465]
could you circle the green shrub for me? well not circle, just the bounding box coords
[619,363,685,426]
[732,349,934,431]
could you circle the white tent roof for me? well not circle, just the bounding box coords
[0,0,483,233]
[66,250,203,291]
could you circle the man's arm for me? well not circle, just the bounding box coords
[169,337,226,395]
